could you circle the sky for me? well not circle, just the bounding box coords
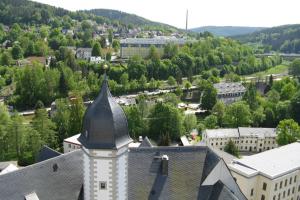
[32,0,300,29]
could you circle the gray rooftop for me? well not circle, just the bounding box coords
[213,82,246,95]
[230,141,300,179]
[0,145,246,200]
[79,77,132,149]
[36,145,61,162]
[128,146,246,200]
[204,127,276,139]
[0,150,83,200]
[120,37,187,45]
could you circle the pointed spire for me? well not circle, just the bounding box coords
[78,66,132,149]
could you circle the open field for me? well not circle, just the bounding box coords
[245,64,289,78]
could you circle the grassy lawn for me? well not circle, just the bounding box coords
[245,64,289,78]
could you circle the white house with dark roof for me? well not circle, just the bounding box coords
[229,141,300,200]
[202,127,277,153]
[0,76,247,200]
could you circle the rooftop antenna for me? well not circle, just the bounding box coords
[185,9,188,32]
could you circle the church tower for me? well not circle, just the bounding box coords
[78,76,132,200]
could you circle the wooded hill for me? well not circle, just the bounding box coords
[190,26,265,37]
[0,0,177,31]
[233,24,300,53]
[85,9,178,31]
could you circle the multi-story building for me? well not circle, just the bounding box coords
[229,141,300,200]
[214,82,246,104]
[120,37,187,58]
[202,127,277,152]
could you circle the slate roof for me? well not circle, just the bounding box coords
[213,82,246,95]
[36,145,61,162]
[79,77,132,149]
[128,146,246,200]
[199,181,240,200]
[0,145,246,200]
[0,150,83,200]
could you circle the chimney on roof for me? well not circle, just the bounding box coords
[161,155,169,176]
[139,136,143,142]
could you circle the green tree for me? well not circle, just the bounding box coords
[92,42,102,57]
[163,43,178,59]
[148,45,160,61]
[223,101,252,127]
[124,105,147,139]
[138,75,147,91]
[167,76,177,86]
[20,127,42,165]
[291,91,300,123]
[184,114,197,133]
[127,56,147,80]
[68,96,85,136]
[149,78,157,91]
[106,52,112,61]
[163,93,179,107]
[204,115,218,129]
[243,83,259,110]
[224,140,240,157]
[120,73,129,92]
[8,114,26,160]
[0,52,12,66]
[108,29,113,43]
[0,105,11,160]
[276,119,300,145]
[112,40,120,52]
[11,43,23,60]
[184,80,192,90]
[267,90,280,103]
[280,83,296,100]
[52,98,71,145]
[149,103,184,142]
[200,82,217,110]
[212,101,225,127]
[32,108,57,148]
[252,106,266,127]
[289,58,300,77]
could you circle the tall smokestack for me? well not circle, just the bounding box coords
[186,9,188,32]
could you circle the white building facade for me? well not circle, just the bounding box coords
[120,37,188,59]
[202,128,277,153]
[229,141,300,200]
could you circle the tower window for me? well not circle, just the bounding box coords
[100,182,107,190]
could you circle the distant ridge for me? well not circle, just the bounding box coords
[190,26,266,37]
[85,9,178,30]
[232,24,300,53]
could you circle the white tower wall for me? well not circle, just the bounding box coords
[82,145,129,200]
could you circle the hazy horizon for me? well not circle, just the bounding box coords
[32,0,300,29]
